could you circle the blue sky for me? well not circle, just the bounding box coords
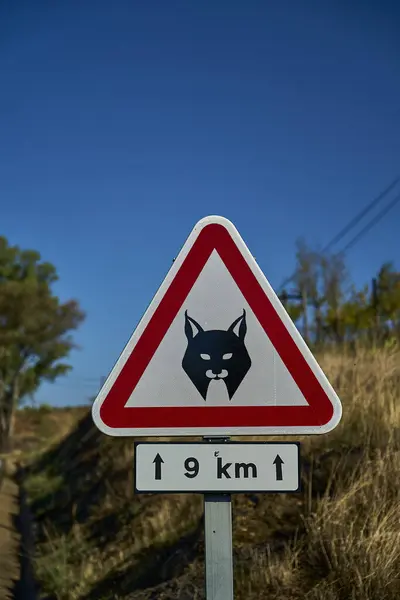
[1,1,400,406]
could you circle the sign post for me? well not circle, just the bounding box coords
[134,439,301,598]
[92,215,342,599]
[204,437,233,600]
[204,491,233,600]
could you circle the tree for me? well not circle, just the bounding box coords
[375,262,400,335]
[284,236,400,348]
[293,239,320,344]
[280,290,304,324]
[0,236,85,451]
[340,284,373,343]
[320,251,348,343]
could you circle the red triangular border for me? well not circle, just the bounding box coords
[99,223,335,429]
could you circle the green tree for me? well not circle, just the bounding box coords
[375,262,400,335]
[293,239,320,344]
[340,284,373,342]
[0,236,84,451]
[280,290,304,324]
[285,238,399,348]
[320,252,348,343]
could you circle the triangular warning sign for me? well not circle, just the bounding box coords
[92,216,342,437]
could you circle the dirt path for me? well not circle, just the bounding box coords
[0,467,21,599]
[0,461,37,600]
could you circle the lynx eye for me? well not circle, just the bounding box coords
[200,353,211,360]
[223,353,233,360]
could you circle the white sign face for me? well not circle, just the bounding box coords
[125,250,308,408]
[134,442,300,493]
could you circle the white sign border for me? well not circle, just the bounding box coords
[92,215,342,437]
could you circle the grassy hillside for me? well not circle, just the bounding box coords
[13,405,88,458]
[20,345,400,600]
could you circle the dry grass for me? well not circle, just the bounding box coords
[20,343,400,599]
[235,344,400,600]
[237,448,400,599]
[12,405,88,460]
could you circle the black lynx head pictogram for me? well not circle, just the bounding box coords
[182,309,252,400]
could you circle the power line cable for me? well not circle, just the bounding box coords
[321,176,399,253]
[277,175,400,292]
[46,183,400,392]
[339,191,400,254]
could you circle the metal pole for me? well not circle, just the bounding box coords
[203,437,234,600]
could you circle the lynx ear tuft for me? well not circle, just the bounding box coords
[228,309,247,341]
[184,310,204,340]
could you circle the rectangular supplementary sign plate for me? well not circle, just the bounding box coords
[134,442,301,493]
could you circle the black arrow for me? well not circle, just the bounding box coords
[153,453,164,480]
[273,455,284,481]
